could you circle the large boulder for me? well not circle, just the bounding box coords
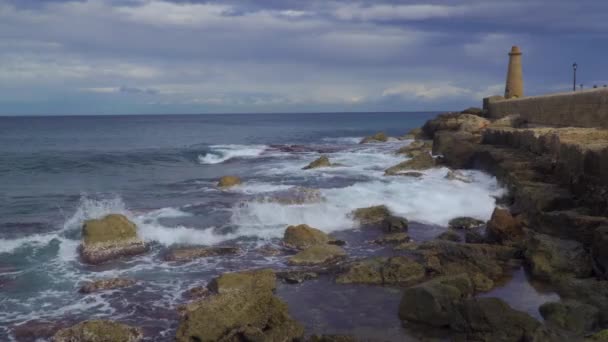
[52,320,143,342]
[283,224,330,250]
[336,256,425,285]
[592,226,608,279]
[177,270,303,342]
[287,244,346,266]
[485,208,525,244]
[524,233,593,282]
[302,156,332,170]
[384,153,435,175]
[79,278,136,294]
[350,205,391,225]
[399,274,474,327]
[79,214,148,264]
[164,246,240,262]
[360,132,388,144]
[218,175,241,188]
[539,300,600,334]
[372,232,410,245]
[432,131,482,169]
[422,113,490,138]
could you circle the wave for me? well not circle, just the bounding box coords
[197,144,267,164]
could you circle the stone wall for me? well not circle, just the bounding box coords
[484,88,608,128]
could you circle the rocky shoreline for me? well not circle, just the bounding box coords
[11,109,608,341]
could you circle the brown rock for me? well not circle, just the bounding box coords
[79,278,136,294]
[337,256,425,285]
[52,320,143,342]
[448,217,484,230]
[395,140,432,157]
[13,320,69,342]
[360,132,388,144]
[217,175,241,188]
[486,208,525,244]
[593,226,608,279]
[302,156,332,170]
[350,205,391,225]
[164,246,240,262]
[524,233,593,282]
[182,286,211,300]
[384,153,436,175]
[372,232,410,245]
[283,224,330,250]
[287,244,346,266]
[207,269,276,294]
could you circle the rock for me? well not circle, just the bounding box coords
[177,270,303,342]
[448,217,484,230]
[461,107,484,116]
[283,224,330,250]
[303,156,332,170]
[422,113,490,138]
[336,256,425,285]
[554,277,608,325]
[445,170,472,183]
[52,320,143,342]
[399,127,425,140]
[486,208,525,244]
[372,232,410,245]
[276,270,319,284]
[287,244,346,266]
[384,153,436,175]
[432,131,482,169]
[79,278,136,294]
[395,171,424,178]
[13,320,68,342]
[470,272,495,292]
[395,140,432,157]
[350,205,391,225]
[524,233,593,282]
[399,274,474,327]
[587,330,608,341]
[360,132,388,144]
[539,300,599,334]
[489,114,527,128]
[437,230,462,242]
[79,214,148,264]
[380,215,409,233]
[592,226,608,279]
[260,187,324,205]
[257,245,284,256]
[464,230,486,244]
[182,286,211,300]
[308,335,357,342]
[328,239,346,246]
[207,269,276,294]
[164,246,240,262]
[450,297,541,341]
[217,175,241,188]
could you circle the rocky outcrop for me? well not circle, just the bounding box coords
[593,226,608,279]
[380,216,408,233]
[437,230,462,242]
[445,170,472,183]
[217,175,241,188]
[485,208,525,244]
[539,300,599,334]
[283,224,330,250]
[79,278,136,294]
[372,232,410,245]
[555,277,608,325]
[79,214,148,264]
[524,233,593,282]
[461,107,484,116]
[489,114,526,128]
[422,113,489,138]
[350,205,391,225]
[336,256,425,285]
[287,244,346,266]
[164,246,240,262]
[177,269,303,342]
[52,320,143,342]
[384,153,435,175]
[303,156,332,170]
[448,217,484,230]
[360,132,388,144]
[432,131,482,169]
[395,140,432,157]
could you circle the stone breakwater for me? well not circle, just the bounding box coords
[10,108,608,341]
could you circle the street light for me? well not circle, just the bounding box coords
[573,63,578,91]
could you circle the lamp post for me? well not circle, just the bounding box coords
[573,63,578,91]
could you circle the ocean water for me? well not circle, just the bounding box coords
[0,112,510,340]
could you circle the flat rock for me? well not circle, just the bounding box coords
[287,244,346,266]
[164,246,240,262]
[53,320,143,342]
[540,300,599,334]
[79,278,136,294]
[524,233,593,282]
[372,232,410,245]
[360,132,388,144]
[336,256,425,285]
[207,269,276,294]
[384,153,435,175]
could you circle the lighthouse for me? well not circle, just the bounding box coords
[504,46,524,99]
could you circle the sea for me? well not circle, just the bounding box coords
[0,112,556,341]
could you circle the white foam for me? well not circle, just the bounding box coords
[63,195,130,231]
[0,234,57,254]
[197,144,267,164]
[227,182,294,194]
[136,222,236,246]
[143,207,192,220]
[321,136,362,144]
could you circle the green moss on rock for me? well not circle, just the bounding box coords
[52,320,142,342]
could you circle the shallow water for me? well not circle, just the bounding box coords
[0,112,552,341]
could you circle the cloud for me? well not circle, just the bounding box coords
[333,4,460,21]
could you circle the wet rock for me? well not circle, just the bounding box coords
[303,155,332,170]
[555,277,608,325]
[79,278,136,294]
[287,244,346,266]
[53,320,143,342]
[486,208,525,244]
[432,131,482,169]
[350,205,391,225]
[422,113,490,138]
[384,153,435,175]
[307,335,357,342]
[394,241,419,251]
[470,272,495,292]
[394,171,424,178]
[395,140,432,157]
[445,170,472,183]
[336,256,425,285]
[539,300,599,334]
[587,330,608,341]
[177,270,303,342]
[372,232,410,245]
[380,215,409,233]
[283,224,330,250]
[217,175,241,188]
[592,226,608,279]
[436,230,462,242]
[450,297,541,341]
[13,320,69,342]
[524,233,593,282]
[328,239,346,246]
[260,187,324,205]
[464,230,486,244]
[448,217,484,230]
[79,214,148,264]
[360,132,388,144]
[257,245,284,256]
[164,246,240,262]
[276,270,319,284]
[399,274,474,327]
[182,286,211,300]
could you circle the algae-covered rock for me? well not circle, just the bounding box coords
[287,244,346,266]
[486,208,524,244]
[308,335,357,342]
[448,217,484,230]
[303,156,332,170]
[79,278,136,294]
[539,300,599,334]
[207,269,276,294]
[217,175,241,188]
[164,246,240,262]
[360,132,388,144]
[283,224,330,250]
[437,230,462,242]
[422,113,489,138]
[336,256,424,285]
[350,205,391,225]
[276,270,319,284]
[384,153,435,175]
[52,320,143,342]
[380,215,408,233]
[432,131,481,169]
[372,232,410,245]
[588,330,608,341]
[395,140,432,157]
[592,226,608,279]
[79,214,148,264]
[524,233,593,281]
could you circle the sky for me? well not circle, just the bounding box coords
[0,0,607,115]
